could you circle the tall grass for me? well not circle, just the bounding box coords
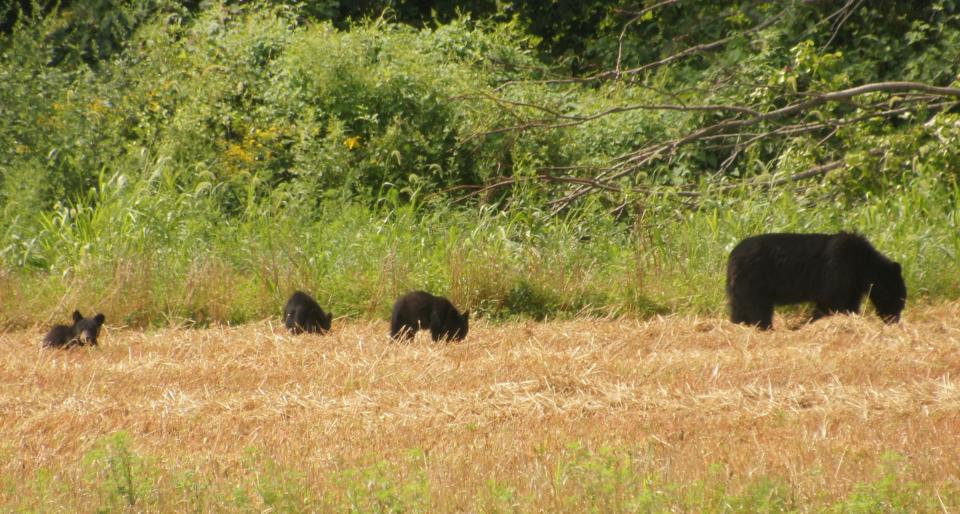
[1,170,957,328]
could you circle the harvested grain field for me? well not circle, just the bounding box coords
[2,304,960,512]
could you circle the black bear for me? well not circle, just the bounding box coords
[390,291,469,342]
[42,310,106,348]
[726,232,906,329]
[283,291,332,335]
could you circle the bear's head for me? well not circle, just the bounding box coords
[869,261,906,323]
[319,311,332,333]
[444,309,469,341]
[73,310,106,346]
[305,310,332,334]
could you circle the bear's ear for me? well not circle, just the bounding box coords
[462,310,470,321]
[94,313,106,325]
[72,310,84,323]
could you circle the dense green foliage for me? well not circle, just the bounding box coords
[1,1,959,326]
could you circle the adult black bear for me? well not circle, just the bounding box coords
[283,291,332,335]
[42,310,106,348]
[390,291,469,342]
[726,232,906,329]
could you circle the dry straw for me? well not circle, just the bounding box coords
[1,305,959,510]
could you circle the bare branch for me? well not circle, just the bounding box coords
[618,12,784,79]
[617,81,960,167]
[457,158,849,210]
[540,83,959,212]
[823,0,864,49]
[614,0,679,78]
[464,101,760,141]
[493,6,785,89]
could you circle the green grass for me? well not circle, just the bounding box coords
[4,432,955,513]
[1,173,958,328]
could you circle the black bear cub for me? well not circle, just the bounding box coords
[283,291,332,334]
[726,232,906,330]
[43,310,106,348]
[390,291,469,342]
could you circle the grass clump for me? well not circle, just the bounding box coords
[82,431,162,511]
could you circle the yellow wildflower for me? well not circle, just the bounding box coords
[89,99,108,115]
[225,143,255,164]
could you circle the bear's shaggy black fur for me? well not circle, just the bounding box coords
[726,232,906,329]
[283,291,332,335]
[43,310,106,348]
[390,291,469,342]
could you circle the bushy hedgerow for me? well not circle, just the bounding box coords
[2,2,960,324]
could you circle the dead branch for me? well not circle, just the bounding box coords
[466,102,760,140]
[618,12,784,80]
[537,83,958,212]
[493,5,784,90]
[613,82,960,172]
[822,0,865,49]
[614,0,680,78]
[455,157,849,209]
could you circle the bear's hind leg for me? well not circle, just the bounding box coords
[390,319,414,341]
[730,297,774,330]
